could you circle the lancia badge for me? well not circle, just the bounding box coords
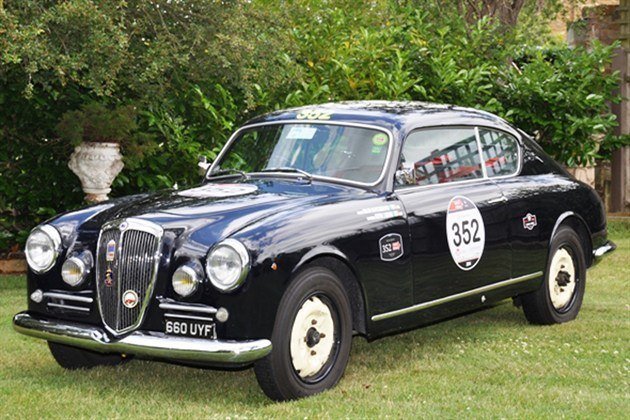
[104,268,114,287]
[122,290,139,309]
[106,239,116,261]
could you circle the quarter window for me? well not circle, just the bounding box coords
[396,128,483,187]
[478,129,519,177]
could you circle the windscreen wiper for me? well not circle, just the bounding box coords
[206,168,249,180]
[259,167,313,181]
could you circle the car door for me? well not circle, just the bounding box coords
[477,127,548,279]
[394,126,511,305]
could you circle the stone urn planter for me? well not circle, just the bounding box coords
[68,142,124,203]
[565,165,596,188]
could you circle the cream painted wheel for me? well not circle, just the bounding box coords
[521,225,586,325]
[290,296,336,379]
[548,247,576,310]
[254,266,352,401]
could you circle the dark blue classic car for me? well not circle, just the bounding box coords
[14,102,615,400]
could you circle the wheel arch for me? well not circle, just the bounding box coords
[551,211,593,267]
[292,248,367,336]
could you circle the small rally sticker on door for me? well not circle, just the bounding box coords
[522,213,537,230]
[379,233,404,261]
[446,196,485,271]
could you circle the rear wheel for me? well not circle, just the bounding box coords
[48,342,129,370]
[254,266,352,401]
[521,225,586,324]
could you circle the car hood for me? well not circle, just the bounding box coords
[53,179,368,247]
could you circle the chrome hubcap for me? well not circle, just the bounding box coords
[548,247,576,310]
[290,296,335,379]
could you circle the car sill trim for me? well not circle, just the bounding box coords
[371,271,543,322]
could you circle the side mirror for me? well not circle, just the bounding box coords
[198,156,211,175]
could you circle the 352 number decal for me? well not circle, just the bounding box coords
[446,196,485,271]
[451,219,481,246]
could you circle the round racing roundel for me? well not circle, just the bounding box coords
[446,196,485,271]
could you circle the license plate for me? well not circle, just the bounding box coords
[165,320,216,338]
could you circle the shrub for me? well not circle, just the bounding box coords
[0,0,626,252]
[501,42,625,166]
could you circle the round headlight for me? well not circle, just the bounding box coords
[62,252,92,287]
[25,225,62,273]
[205,239,250,292]
[172,265,201,297]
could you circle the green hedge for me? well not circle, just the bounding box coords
[0,0,627,251]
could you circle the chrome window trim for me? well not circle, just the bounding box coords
[394,124,522,193]
[208,120,395,189]
[477,126,522,180]
[371,271,543,322]
[474,126,489,179]
[96,218,164,337]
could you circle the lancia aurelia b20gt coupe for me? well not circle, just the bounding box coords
[14,102,615,400]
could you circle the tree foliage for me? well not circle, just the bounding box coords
[0,0,626,251]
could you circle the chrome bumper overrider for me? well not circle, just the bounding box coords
[592,240,616,265]
[13,312,272,364]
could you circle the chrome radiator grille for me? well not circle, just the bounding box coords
[96,219,163,335]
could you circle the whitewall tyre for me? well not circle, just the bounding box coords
[521,225,587,324]
[254,266,352,401]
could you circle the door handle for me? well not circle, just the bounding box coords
[488,196,508,204]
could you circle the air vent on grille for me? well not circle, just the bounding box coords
[95,218,163,335]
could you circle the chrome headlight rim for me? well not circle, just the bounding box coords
[61,251,93,287]
[25,224,62,274]
[205,238,250,293]
[172,263,203,297]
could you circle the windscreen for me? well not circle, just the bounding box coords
[213,123,390,184]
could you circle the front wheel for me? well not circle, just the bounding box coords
[521,225,587,324]
[254,266,353,401]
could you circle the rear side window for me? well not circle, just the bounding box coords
[478,128,519,177]
[396,127,483,187]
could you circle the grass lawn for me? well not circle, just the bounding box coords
[1,222,628,418]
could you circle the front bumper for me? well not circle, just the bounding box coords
[592,240,616,266]
[13,312,272,365]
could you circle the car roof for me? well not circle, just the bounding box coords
[244,101,518,138]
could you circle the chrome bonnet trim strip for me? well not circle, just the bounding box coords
[13,313,272,365]
[43,292,93,304]
[371,271,543,322]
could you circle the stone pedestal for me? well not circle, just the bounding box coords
[565,166,596,188]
